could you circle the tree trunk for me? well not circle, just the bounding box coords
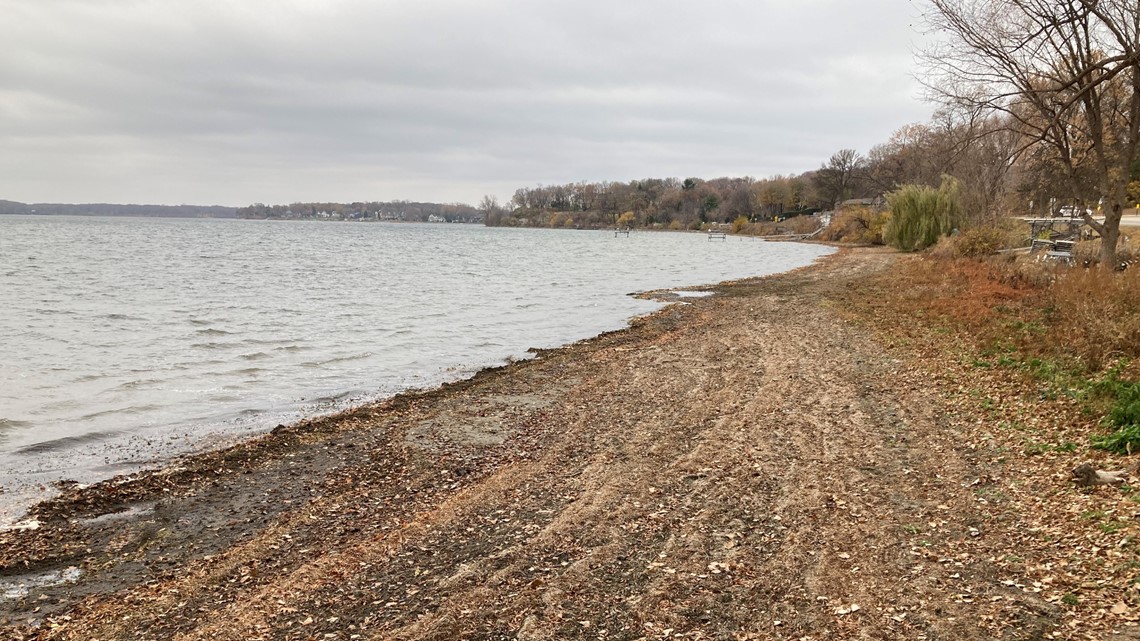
[1100,202,1124,267]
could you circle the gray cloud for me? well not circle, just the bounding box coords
[0,0,932,205]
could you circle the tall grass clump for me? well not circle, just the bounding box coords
[1049,266,1140,370]
[885,176,961,252]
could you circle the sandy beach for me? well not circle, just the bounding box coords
[0,248,1088,639]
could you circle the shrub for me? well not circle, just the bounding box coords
[731,215,750,234]
[885,176,961,251]
[785,215,822,235]
[1094,424,1140,454]
[820,206,889,244]
[955,226,1010,257]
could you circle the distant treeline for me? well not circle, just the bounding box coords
[237,201,482,223]
[481,176,833,230]
[0,200,238,218]
[483,113,1039,231]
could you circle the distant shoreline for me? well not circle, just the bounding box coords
[0,204,239,219]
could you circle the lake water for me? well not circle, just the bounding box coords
[0,216,833,521]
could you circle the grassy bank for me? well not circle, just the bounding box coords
[838,250,1140,634]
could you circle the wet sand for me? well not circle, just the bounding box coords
[0,248,1062,640]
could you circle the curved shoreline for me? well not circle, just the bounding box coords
[5,246,1055,640]
[0,224,832,526]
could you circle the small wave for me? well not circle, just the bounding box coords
[222,367,265,377]
[14,431,119,455]
[240,338,285,346]
[172,358,227,370]
[240,352,270,361]
[188,319,212,326]
[104,313,144,321]
[191,342,232,350]
[40,398,81,412]
[301,352,372,368]
[78,404,162,422]
[114,379,162,391]
[305,390,359,406]
[326,352,372,364]
[0,418,31,431]
[273,344,308,352]
[195,328,233,336]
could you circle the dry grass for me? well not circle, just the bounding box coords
[850,249,1140,373]
[1050,267,1140,369]
[851,254,1040,345]
[818,206,887,244]
[740,215,821,236]
[835,249,1140,640]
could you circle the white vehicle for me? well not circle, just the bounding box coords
[1056,205,1093,218]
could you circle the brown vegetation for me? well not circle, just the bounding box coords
[1050,267,1140,370]
[835,250,1140,639]
[851,245,1140,372]
[818,206,887,245]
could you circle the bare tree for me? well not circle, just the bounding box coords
[922,0,1140,265]
[478,194,505,226]
[814,149,868,206]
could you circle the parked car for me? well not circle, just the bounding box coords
[1056,205,1093,218]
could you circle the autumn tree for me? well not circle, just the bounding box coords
[923,0,1140,265]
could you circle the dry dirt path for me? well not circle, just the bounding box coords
[0,248,1055,640]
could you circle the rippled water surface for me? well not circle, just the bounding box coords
[0,216,832,516]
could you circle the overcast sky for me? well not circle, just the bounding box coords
[1,0,932,207]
